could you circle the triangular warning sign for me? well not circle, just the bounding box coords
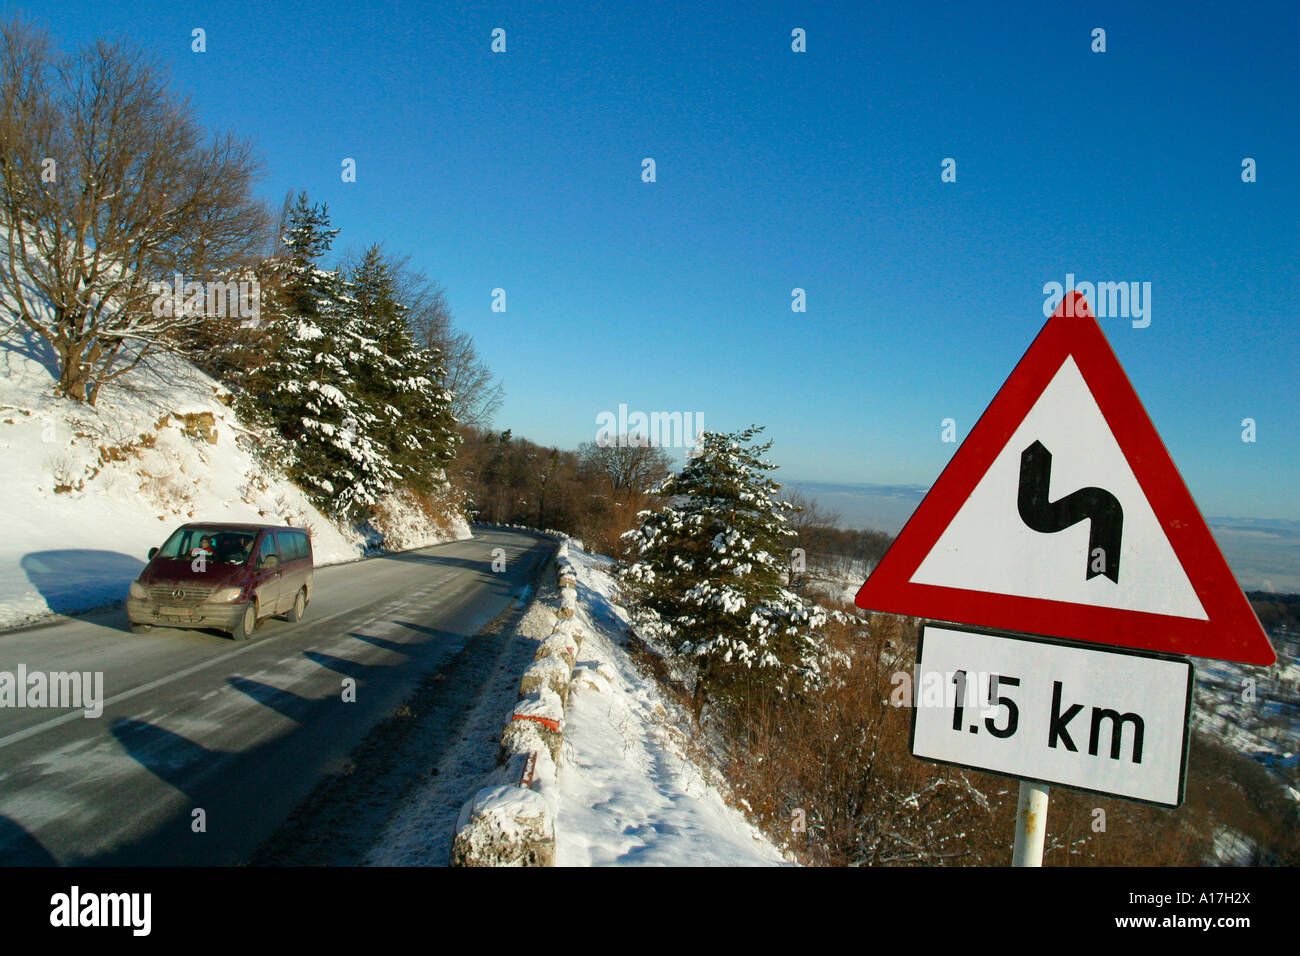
[855,293,1276,666]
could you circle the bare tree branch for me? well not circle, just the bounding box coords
[391,257,504,428]
[0,18,271,404]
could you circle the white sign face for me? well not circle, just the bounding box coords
[911,624,1193,807]
[910,356,1207,620]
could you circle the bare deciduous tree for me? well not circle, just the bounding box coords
[578,436,673,495]
[0,19,269,404]
[783,488,841,539]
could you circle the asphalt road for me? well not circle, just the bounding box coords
[0,527,554,865]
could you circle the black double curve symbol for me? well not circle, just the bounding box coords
[1017,440,1124,584]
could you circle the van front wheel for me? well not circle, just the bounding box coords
[231,603,258,642]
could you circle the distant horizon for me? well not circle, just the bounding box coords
[783,476,1300,527]
[781,479,1300,593]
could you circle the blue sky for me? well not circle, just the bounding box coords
[13,0,1299,519]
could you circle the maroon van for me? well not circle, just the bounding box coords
[126,522,314,641]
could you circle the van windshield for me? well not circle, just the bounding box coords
[156,528,258,565]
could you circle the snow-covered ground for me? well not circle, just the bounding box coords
[799,560,872,606]
[555,546,788,866]
[1191,632,1300,864]
[1193,628,1300,810]
[0,332,468,629]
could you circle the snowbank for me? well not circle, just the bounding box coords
[0,333,469,629]
[432,533,788,867]
[555,546,787,866]
[453,535,573,866]
[451,785,555,867]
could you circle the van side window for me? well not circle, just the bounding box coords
[276,531,303,560]
[259,534,277,561]
[296,533,309,559]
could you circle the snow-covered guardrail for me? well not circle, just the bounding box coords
[450,535,583,866]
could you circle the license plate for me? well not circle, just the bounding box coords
[159,605,191,617]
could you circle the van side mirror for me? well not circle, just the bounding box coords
[259,554,280,570]
[147,547,158,560]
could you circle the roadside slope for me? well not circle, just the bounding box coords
[555,545,787,866]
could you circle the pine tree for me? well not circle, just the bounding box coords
[346,245,460,495]
[280,191,339,317]
[621,426,827,715]
[248,194,397,519]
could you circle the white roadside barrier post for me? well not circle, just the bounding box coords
[1011,780,1049,867]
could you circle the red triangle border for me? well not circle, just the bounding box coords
[855,293,1276,666]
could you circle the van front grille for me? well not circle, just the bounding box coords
[150,586,213,606]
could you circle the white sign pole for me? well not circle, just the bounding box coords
[1011,780,1050,866]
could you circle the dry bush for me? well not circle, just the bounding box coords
[573,496,645,560]
[717,613,1004,865]
[49,452,89,493]
[408,484,467,538]
[450,426,668,554]
[621,554,1290,866]
[1181,734,1300,865]
[96,432,156,464]
[1039,789,1203,865]
[138,468,193,516]
[366,484,466,551]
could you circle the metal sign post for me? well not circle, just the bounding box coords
[1011,780,1050,866]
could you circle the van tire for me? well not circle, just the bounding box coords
[286,589,306,623]
[129,622,153,634]
[231,603,258,642]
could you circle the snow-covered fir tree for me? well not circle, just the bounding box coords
[250,193,397,520]
[620,426,827,713]
[346,245,460,495]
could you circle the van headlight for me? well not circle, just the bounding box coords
[129,580,147,599]
[209,587,244,603]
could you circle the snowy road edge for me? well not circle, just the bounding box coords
[449,531,578,867]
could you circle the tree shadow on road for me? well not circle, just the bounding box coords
[109,717,216,792]
[367,551,489,573]
[227,676,317,724]
[0,814,58,865]
[348,631,417,655]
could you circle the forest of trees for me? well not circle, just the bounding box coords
[217,193,463,522]
[450,427,675,556]
[1247,592,1300,632]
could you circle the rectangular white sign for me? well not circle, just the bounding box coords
[911,624,1193,807]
